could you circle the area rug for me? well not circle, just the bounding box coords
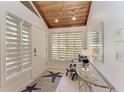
[22,70,63,92]
[42,71,62,83]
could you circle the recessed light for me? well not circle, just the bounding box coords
[55,19,59,23]
[72,17,76,21]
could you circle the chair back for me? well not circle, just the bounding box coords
[78,55,86,62]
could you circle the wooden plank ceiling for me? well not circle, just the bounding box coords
[33,1,91,28]
[21,1,38,15]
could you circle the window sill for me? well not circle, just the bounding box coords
[5,67,32,84]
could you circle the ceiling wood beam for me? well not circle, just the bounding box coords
[32,1,50,28]
[43,9,89,18]
[39,4,90,13]
[85,1,92,25]
[50,21,85,26]
[35,1,61,7]
[48,17,87,23]
[47,14,87,20]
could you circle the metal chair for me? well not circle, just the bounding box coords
[66,60,78,80]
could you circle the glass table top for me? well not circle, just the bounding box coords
[75,61,114,92]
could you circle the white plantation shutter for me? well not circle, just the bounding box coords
[66,32,74,60]
[51,31,85,61]
[58,33,66,60]
[6,13,21,77]
[51,33,58,59]
[91,32,103,62]
[6,12,32,77]
[22,21,32,70]
[74,32,84,59]
[87,32,92,50]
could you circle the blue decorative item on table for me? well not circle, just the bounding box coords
[78,55,86,62]
[78,55,89,70]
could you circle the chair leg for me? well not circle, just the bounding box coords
[72,73,76,80]
[66,69,69,76]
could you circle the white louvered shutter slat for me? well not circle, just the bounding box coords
[6,12,32,78]
[66,32,74,61]
[58,33,66,60]
[51,31,85,61]
[74,32,84,59]
[89,31,103,62]
[22,21,32,71]
[6,13,21,77]
[51,34,59,59]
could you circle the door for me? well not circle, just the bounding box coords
[32,26,47,79]
[41,29,47,70]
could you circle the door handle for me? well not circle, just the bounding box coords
[34,48,37,56]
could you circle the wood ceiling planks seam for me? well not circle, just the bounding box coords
[32,1,91,29]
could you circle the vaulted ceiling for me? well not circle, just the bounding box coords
[33,1,91,28]
[21,1,38,15]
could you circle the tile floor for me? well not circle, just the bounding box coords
[51,66,113,92]
[26,67,114,92]
[25,70,63,92]
[56,73,111,92]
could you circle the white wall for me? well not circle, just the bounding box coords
[32,26,47,80]
[48,26,86,70]
[87,1,124,91]
[0,1,48,91]
[49,26,86,33]
[87,1,124,64]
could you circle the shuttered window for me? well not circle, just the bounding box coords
[6,13,21,77]
[22,21,32,71]
[58,33,66,60]
[6,12,32,77]
[92,32,103,62]
[66,32,74,60]
[51,31,85,61]
[51,34,58,59]
[74,32,84,59]
[87,31,103,62]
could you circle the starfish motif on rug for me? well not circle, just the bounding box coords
[21,83,41,92]
[42,71,62,83]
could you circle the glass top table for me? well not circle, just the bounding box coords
[75,61,114,92]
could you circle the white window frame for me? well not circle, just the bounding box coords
[0,11,32,86]
[87,23,104,63]
[50,31,86,61]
